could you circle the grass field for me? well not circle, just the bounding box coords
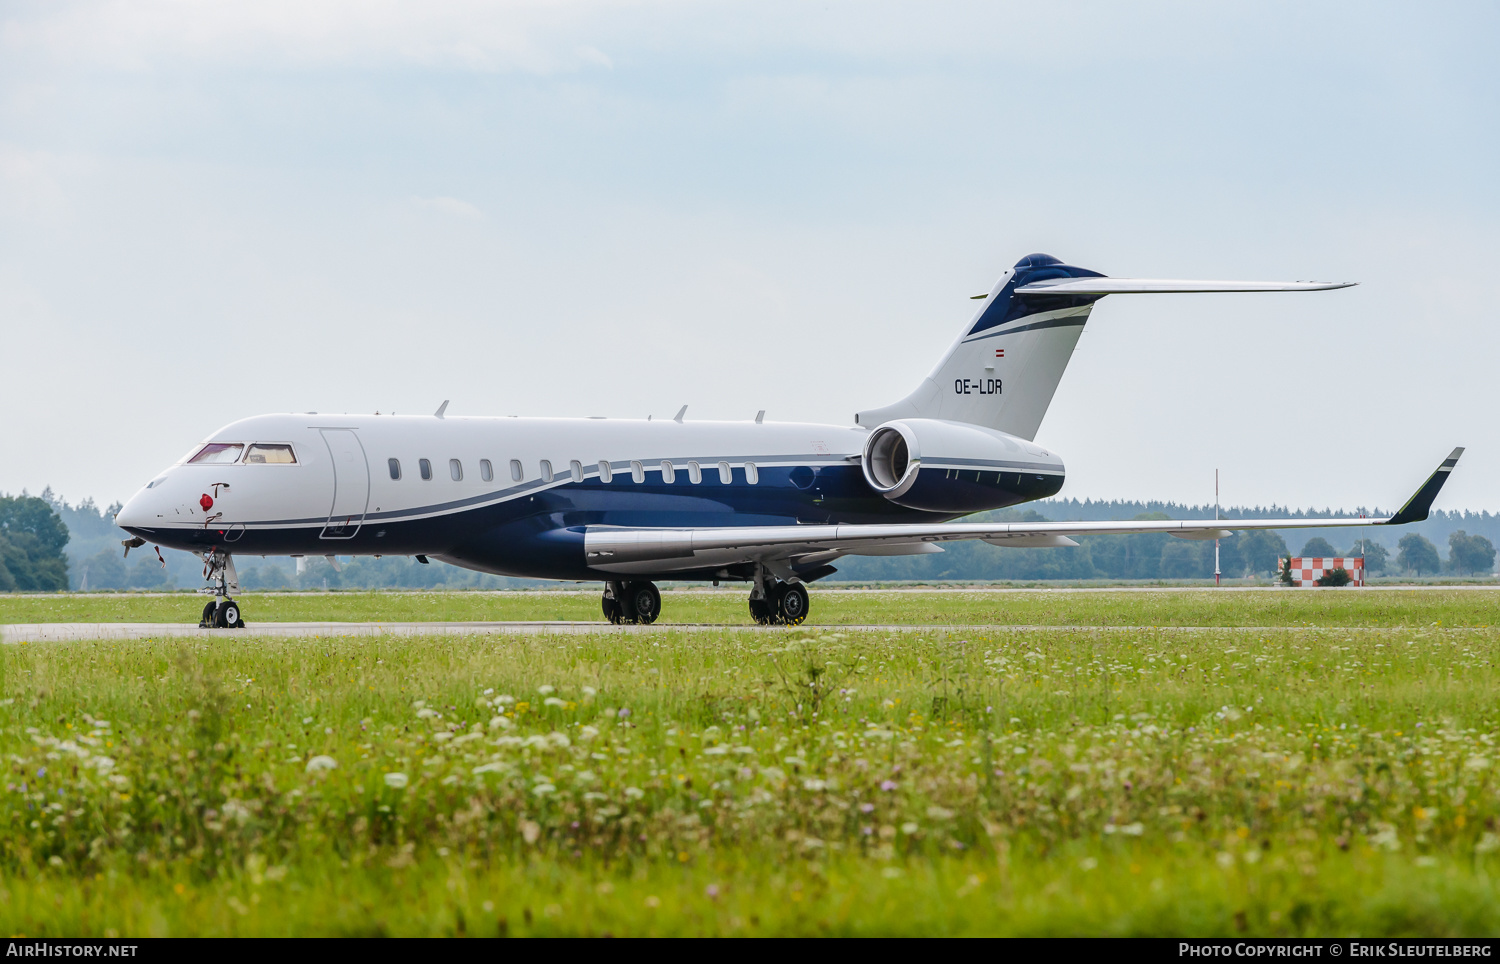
[0,589,1497,935]
[1,586,1497,628]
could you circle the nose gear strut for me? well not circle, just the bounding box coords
[197,548,246,629]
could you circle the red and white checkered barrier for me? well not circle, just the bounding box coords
[1290,557,1364,587]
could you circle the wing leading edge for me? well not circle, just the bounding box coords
[583,449,1463,576]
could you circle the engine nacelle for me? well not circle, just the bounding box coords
[860,418,1065,513]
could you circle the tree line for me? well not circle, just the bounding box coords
[830,510,1495,583]
[0,494,70,591]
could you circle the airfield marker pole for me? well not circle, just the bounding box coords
[1214,469,1221,587]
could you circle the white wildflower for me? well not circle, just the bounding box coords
[384,772,409,789]
[305,755,337,773]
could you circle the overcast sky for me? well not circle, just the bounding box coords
[2,0,1495,514]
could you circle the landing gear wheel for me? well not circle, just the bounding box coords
[602,594,624,624]
[213,600,245,629]
[624,581,661,625]
[748,597,773,625]
[776,582,809,625]
[200,601,217,628]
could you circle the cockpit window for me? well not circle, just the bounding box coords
[244,443,297,464]
[187,443,244,464]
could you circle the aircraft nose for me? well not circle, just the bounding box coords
[114,496,147,530]
[116,479,166,531]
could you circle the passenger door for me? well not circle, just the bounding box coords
[320,429,369,539]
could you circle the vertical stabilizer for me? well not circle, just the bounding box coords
[857,254,1104,441]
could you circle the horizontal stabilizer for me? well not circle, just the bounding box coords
[1014,278,1355,295]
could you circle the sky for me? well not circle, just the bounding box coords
[2,0,1496,515]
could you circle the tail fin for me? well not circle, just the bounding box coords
[856,253,1353,440]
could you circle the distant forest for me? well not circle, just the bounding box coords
[7,489,1496,593]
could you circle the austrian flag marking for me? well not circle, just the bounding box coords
[994,349,1005,358]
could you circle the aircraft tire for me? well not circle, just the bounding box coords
[625,581,661,625]
[748,597,773,625]
[602,594,624,624]
[200,601,217,628]
[777,583,809,626]
[215,600,244,629]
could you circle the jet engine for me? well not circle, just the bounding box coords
[860,418,1065,513]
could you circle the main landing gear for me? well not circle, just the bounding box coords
[748,567,809,626]
[602,580,661,625]
[197,548,246,629]
[598,570,810,626]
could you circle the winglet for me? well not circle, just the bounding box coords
[1384,447,1464,526]
[434,400,449,419]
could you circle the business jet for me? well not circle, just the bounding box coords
[115,253,1463,629]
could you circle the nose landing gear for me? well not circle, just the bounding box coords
[601,580,661,625]
[197,549,246,629]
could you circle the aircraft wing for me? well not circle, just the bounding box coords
[583,448,1462,577]
[1014,278,1355,295]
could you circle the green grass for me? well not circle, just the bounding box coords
[1,586,1497,627]
[0,590,1499,936]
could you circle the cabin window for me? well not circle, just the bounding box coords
[745,462,759,485]
[244,443,296,464]
[450,459,463,481]
[510,459,523,482]
[540,460,554,483]
[660,461,676,484]
[718,461,732,484]
[598,460,613,483]
[388,458,401,481]
[630,460,645,483]
[687,461,702,484]
[570,460,584,483]
[480,459,493,482]
[419,459,432,481]
[188,443,243,465]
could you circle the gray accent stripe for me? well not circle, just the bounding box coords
[961,316,1088,344]
[923,458,1063,473]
